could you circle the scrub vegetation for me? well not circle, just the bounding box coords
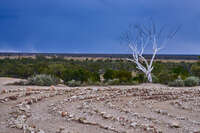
[0,55,200,87]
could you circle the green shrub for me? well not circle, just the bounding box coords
[172,65,190,79]
[184,76,200,87]
[62,68,91,83]
[133,73,147,83]
[46,64,66,78]
[152,74,159,83]
[191,64,200,77]
[67,80,82,87]
[115,70,132,82]
[103,69,116,81]
[103,69,132,82]
[132,73,158,83]
[157,71,177,84]
[106,79,138,85]
[168,78,184,87]
[27,74,59,86]
[106,79,120,85]
[120,80,138,85]
[83,80,102,86]
[89,72,100,82]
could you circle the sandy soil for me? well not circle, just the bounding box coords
[0,77,200,133]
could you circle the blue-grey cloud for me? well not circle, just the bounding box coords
[0,0,200,54]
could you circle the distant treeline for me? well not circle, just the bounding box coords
[0,53,199,60]
[1,55,200,86]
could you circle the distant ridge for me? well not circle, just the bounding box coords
[0,52,199,60]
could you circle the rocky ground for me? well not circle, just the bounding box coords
[0,78,200,133]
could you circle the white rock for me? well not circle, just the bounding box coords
[169,121,180,128]
[92,88,98,91]
[71,96,77,99]
[130,122,137,128]
[16,123,23,129]
[25,105,31,110]
[102,113,112,119]
[38,129,45,133]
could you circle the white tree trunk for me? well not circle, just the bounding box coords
[124,22,177,83]
[147,72,152,83]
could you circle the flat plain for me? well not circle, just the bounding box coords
[0,78,200,133]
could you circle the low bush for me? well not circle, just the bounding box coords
[168,78,184,87]
[27,74,59,86]
[133,73,147,83]
[82,81,102,86]
[191,64,200,77]
[157,71,177,84]
[66,80,82,87]
[152,74,159,83]
[120,80,138,85]
[62,68,92,83]
[106,79,121,85]
[184,76,200,87]
[115,70,132,82]
[132,73,158,83]
[103,69,116,81]
[105,79,138,85]
[103,69,132,82]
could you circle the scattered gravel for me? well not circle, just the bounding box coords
[1,78,200,133]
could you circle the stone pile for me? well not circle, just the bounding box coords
[5,86,78,133]
[8,102,45,133]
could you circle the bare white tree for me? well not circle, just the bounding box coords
[122,22,179,82]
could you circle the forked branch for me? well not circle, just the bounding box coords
[121,21,178,82]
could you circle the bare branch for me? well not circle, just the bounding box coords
[121,20,178,82]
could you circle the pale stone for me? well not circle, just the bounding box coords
[169,121,180,128]
[38,129,45,133]
[130,122,137,128]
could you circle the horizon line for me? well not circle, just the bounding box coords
[0,52,199,56]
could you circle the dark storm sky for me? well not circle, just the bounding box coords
[0,0,200,54]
